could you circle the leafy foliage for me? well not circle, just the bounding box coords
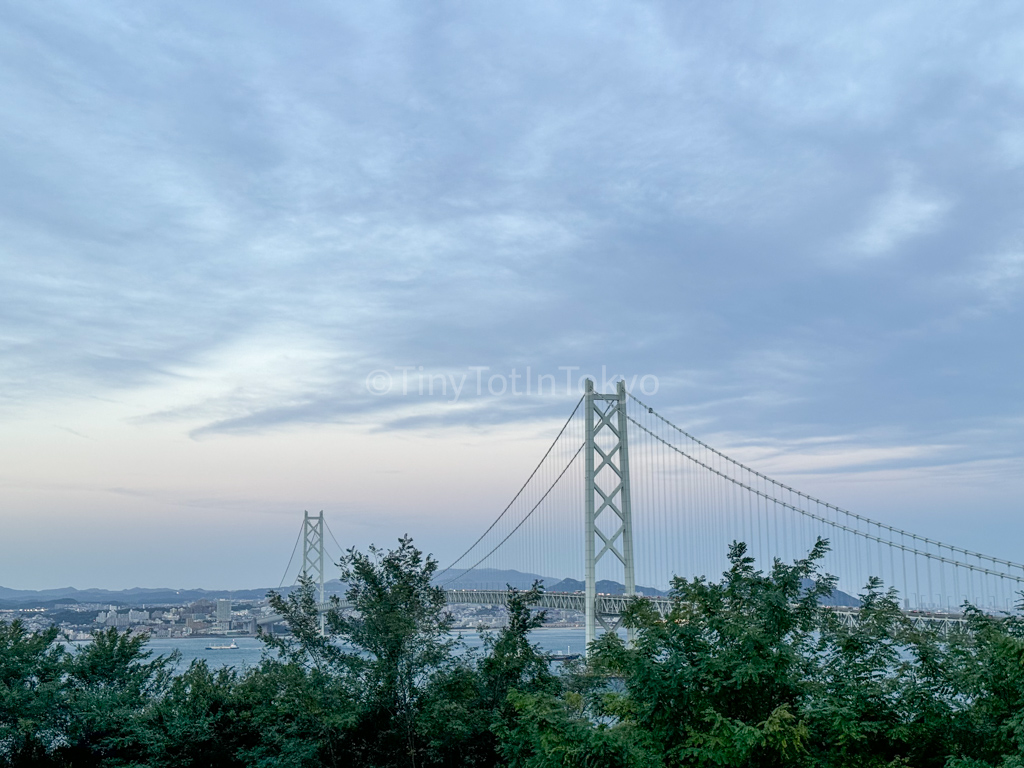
[586,539,831,767]
[0,621,65,766]
[2,538,1024,767]
[324,535,458,765]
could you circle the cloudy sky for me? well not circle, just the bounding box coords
[1,2,1022,590]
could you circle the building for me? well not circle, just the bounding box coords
[106,612,131,629]
[189,599,215,616]
[216,599,231,623]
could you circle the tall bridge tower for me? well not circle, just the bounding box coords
[584,379,636,649]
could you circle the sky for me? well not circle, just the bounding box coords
[1,2,1023,590]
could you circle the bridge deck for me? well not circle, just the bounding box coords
[257,589,970,634]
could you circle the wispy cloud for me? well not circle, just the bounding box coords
[972,249,1024,305]
[843,171,951,259]
[2,1,1024,586]
[726,437,954,475]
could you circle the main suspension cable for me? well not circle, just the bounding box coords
[628,392,1024,574]
[626,414,1024,584]
[436,394,584,580]
[278,523,304,589]
[442,443,585,586]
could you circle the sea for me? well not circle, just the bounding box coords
[137,627,593,674]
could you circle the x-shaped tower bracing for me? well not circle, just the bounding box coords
[585,379,636,648]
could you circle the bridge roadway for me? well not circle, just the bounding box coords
[257,589,970,635]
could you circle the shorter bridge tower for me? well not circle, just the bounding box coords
[301,510,326,635]
[584,379,636,651]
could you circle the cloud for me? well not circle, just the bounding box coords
[972,250,1024,305]
[725,436,954,475]
[843,171,951,259]
[3,1,1024,586]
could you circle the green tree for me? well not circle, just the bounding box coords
[13,536,1024,768]
[495,689,661,768]
[0,621,66,767]
[256,575,367,766]
[59,627,176,766]
[804,577,954,768]
[145,661,256,768]
[588,539,835,767]
[418,583,561,767]
[323,535,459,767]
[478,583,560,710]
[944,598,1024,768]
[263,575,354,679]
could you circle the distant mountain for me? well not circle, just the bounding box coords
[801,578,861,607]
[434,569,557,591]
[545,578,666,597]
[0,596,83,610]
[0,575,860,609]
[433,570,668,595]
[0,582,345,609]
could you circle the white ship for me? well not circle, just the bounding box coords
[205,640,239,650]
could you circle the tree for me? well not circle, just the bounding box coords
[0,621,66,766]
[805,577,954,768]
[257,575,367,767]
[59,627,176,766]
[418,583,561,768]
[324,535,459,767]
[588,539,835,767]
[146,661,251,768]
[495,689,661,768]
[944,599,1024,768]
[9,537,1024,767]
[478,583,559,709]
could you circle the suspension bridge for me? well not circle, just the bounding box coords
[261,381,1024,647]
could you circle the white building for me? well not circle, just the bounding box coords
[216,599,231,623]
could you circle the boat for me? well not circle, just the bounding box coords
[205,640,239,650]
[542,647,581,662]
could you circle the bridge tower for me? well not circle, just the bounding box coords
[584,379,636,651]
[301,510,326,635]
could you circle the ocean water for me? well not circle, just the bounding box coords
[137,627,593,674]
